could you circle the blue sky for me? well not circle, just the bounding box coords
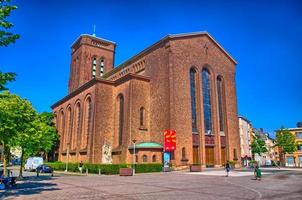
[1,0,301,136]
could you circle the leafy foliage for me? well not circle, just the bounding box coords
[0,92,36,147]
[45,162,163,174]
[275,127,296,154]
[0,71,16,91]
[0,0,19,91]
[0,0,20,47]
[0,92,59,177]
[251,135,268,156]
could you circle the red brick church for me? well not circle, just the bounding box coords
[52,31,241,167]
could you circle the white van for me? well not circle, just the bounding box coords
[24,157,43,171]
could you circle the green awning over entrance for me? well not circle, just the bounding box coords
[128,142,163,149]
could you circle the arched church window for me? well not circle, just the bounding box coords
[202,68,212,134]
[100,58,105,77]
[152,155,157,162]
[118,95,124,146]
[217,76,224,132]
[140,107,145,127]
[60,110,65,150]
[182,147,186,160]
[190,68,197,132]
[72,102,81,149]
[65,107,72,150]
[81,97,92,149]
[92,57,97,78]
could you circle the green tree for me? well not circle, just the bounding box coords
[0,0,20,47]
[275,127,296,166]
[251,135,268,160]
[15,112,58,177]
[0,71,16,91]
[0,0,19,91]
[0,92,36,176]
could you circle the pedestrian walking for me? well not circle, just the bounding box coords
[255,166,262,181]
[225,161,231,177]
[79,161,83,174]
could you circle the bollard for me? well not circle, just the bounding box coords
[86,168,88,175]
[99,168,101,176]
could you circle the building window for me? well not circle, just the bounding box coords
[152,155,156,162]
[190,68,197,132]
[217,76,224,132]
[297,144,302,151]
[100,58,105,77]
[66,107,72,150]
[287,156,294,166]
[60,111,65,150]
[140,107,145,127]
[81,97,92,149]
[118,95,124,146]
[202,68,212,134]
[142,155,147,162]
[233,149,238,160]
[296,132,302,139]
[182,147,186,160]
[135,155,138,163]
[92,57,97,78]
[72,102,81,150]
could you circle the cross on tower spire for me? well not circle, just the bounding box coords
[92,25,96,37]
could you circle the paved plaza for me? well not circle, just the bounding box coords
[1,168,302,200]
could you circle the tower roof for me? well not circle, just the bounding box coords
[71,34,116,48]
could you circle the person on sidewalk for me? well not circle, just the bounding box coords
[225,161,231,177]
[255,165,262,181]
[79,161,84,174]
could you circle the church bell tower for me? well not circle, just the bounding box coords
[68,34,116,93]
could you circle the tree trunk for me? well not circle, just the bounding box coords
[3,141,7,177]
[19,148,24,178]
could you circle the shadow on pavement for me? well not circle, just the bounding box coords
[0,175,60,199]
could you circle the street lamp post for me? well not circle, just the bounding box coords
[65,143,70,172]
[132,139,137,175]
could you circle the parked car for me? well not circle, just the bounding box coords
[0,169,16,189]
[36,164,54,176]
[24,157,43,171]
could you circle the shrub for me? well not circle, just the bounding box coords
[227,160,236,167]
[45,162,162,174]
[134,163,163,173]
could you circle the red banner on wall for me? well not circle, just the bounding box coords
[164,130,176,152]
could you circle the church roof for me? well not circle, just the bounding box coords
[71,34,116,48]
[104,31,237,78]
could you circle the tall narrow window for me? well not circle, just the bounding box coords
[118,95,124,146]
[190,68,197,132]
[72,103,81,149]
[82,98,92,149]
[100,59,105,77]
[217,76,224,132]
[65,107,72,150]
[60,111,65,150]
[152,155,157,162]
[182,147,186,160]
[202,68,212,134]
[92,57,97,78]
[142,155,148,162]
[140,107,145,127]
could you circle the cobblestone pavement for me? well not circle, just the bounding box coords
[1,168,301,200]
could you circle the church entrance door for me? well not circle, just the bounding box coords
[221,147,226,166]
[205,146,214,167]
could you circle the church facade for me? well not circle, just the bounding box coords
[52,32,241,167]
